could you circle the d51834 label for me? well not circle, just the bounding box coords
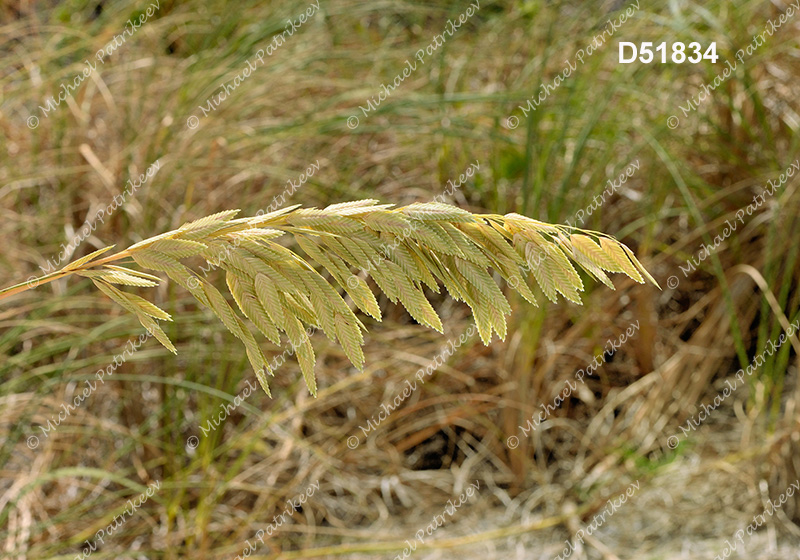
[619,42,718,64]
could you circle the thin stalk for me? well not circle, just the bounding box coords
[0,249,131,302]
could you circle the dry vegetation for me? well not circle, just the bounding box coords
[1,0,799,559]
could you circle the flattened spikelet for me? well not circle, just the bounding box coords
[287,210,361,233]
[132,251,183,272]
[621,242,660,288]
[179,210,240,232]
[103,265,163,283]
[400,202,476,222]
[394,273,443,333]
[599,237,643,283]
[62,245,115,271]
[137,313,177,354]
[362,211,413,234]
[77,269,158,287]
[202,281,245,339]
[569,234,620,271]
[325,199,394,215]
[147,239,208,258]
[334,313,365,369]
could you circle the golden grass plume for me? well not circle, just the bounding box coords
[0,200,657,396]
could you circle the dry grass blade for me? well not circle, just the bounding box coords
[0,200,658,396]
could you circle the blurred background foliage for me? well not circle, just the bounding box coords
[1,0,799,558]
